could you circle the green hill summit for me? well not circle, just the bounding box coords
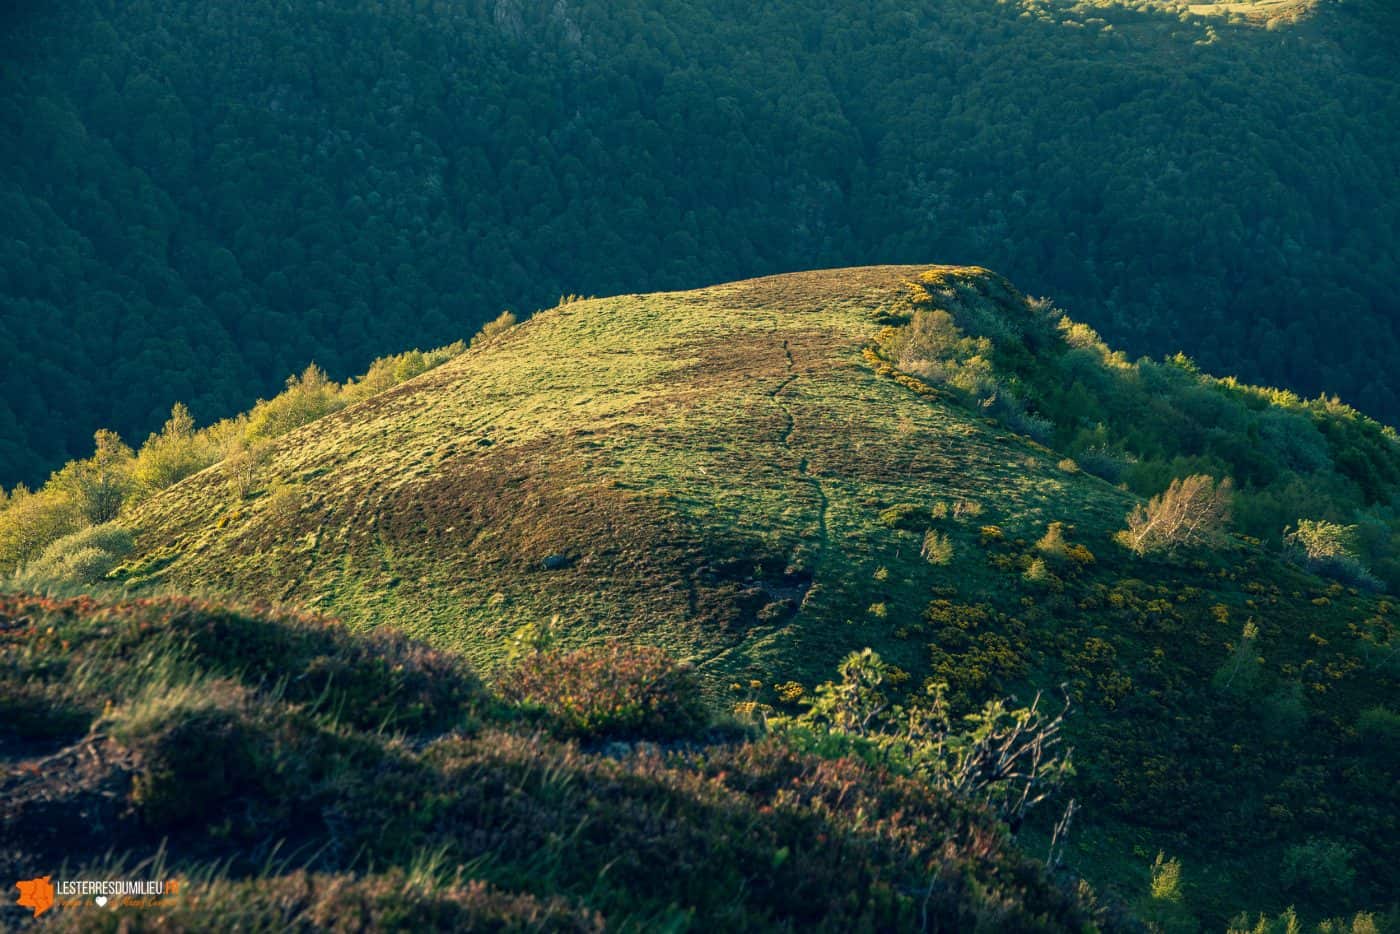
[3,266,1397,927]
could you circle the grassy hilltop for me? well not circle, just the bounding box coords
[4,266,1398,928]
[125,266,1104,676]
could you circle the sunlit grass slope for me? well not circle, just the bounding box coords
[1062,0,1318,25]
[118,266,1397,924]
[124,266,1110,677]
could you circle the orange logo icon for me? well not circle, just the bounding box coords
[15,876,54,918]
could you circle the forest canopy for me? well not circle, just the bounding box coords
[0,0,1396,485]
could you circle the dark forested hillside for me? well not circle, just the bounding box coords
[1,0,1397,485]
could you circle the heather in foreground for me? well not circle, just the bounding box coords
[1,594,1113,931]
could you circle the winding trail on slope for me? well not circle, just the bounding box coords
[772,338,831,562]
[694,331,832,674]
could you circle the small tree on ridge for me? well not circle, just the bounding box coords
[1117,474,1233,556]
